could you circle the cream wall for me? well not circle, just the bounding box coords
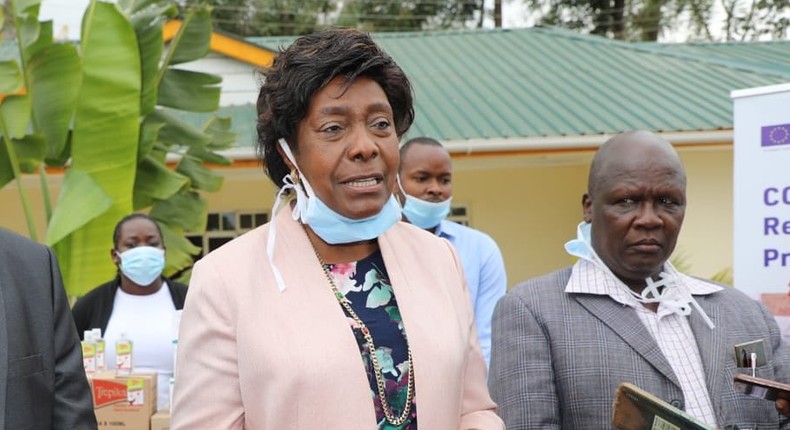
[447,145,734,286]
[449,146,734,286]
[0,145,734,288]
[674,147,734,279]
[0,174,60,241]
[450,153,590,286]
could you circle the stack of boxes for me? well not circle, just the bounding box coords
[83,329,173,430]
[89,371,157,429]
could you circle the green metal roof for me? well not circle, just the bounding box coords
[5,29,789,149]
[635,40,790,77]
[242,27,790,146]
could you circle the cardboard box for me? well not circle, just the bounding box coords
[150,406,170,430]
[89,371,157,430]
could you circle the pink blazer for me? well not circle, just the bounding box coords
[172,209,503,429]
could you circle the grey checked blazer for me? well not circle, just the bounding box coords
[489,266,790,430]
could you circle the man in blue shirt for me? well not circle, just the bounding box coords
[398,137,507,366]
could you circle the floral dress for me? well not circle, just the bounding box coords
[326,249,417,429]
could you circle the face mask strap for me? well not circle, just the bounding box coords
[395,174,405,196]
[269,138,315,293]
[278,138,317,202]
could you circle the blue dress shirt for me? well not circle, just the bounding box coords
[434,220,507,366]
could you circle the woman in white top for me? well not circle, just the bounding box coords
[72,213,187,410]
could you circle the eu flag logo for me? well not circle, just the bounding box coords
[762,123,790,147]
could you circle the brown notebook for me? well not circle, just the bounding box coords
[612,383,714,430]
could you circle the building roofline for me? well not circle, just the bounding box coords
[163,19,276,68]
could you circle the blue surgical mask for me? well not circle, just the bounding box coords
[397,176,452,229]
[276,138,401,244]
[116,246,165,286]
[402,194,451,229]
[564,221,597,262]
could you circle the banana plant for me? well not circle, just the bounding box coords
[0,0,234,296]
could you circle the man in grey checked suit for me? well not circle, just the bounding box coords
[489,130,790,429]
[0,228,97,429]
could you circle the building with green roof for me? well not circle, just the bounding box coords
[2,27,788,285]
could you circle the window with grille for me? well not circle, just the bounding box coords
[448,205,469,226]
[185,211,269,258]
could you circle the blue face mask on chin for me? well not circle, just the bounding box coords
[276,138,401,244]
[396,174,451,230]
[398,175,453,229]
[401,193,451,230]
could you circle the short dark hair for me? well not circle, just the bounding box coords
[256,27,415,187]
[399,136,443,163]
[112,213,164,248]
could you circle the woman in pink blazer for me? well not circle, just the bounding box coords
[171,28,503,430]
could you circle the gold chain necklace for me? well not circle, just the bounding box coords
[303,228,415,426]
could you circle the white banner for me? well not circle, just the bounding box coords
[732,83,790,334]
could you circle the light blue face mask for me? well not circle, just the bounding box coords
[397,175,451,229]
[116,246,165,286]
[402,194,452,229]
[564,221,597,262]
[276,138,401,245]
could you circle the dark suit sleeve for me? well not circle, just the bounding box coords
[47,247,98,429]
[71,294,92,341]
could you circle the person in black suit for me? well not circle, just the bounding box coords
[0,228,97,429]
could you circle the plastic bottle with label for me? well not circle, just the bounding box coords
[92,328,106,371]
[81,330,96,375]
[115,333,133,375]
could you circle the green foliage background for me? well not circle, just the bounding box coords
[0,0,235,296]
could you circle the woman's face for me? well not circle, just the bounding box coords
[292,76,399,220]
[111,218,164,266]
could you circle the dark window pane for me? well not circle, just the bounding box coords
[208,236,233,252]
[240,214,253,230]
[254,213,268,226]
[450,207,467,217]
[207,213,220,231]
[222,212,235,231]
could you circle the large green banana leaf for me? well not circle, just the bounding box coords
[2,0,78,232]
[3,0,233,294]
[28,43,81,161]
[166,7,211,65]
[0,95,30,140]
[50,0,141,296]
[139,6,230,276]
[129,1,177,116]
[0,61,23,93]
